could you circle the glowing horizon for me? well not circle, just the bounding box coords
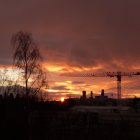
[1,63,140,101]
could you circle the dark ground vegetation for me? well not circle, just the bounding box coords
[0,94,140,140]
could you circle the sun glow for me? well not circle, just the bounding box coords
[60,97,65,102]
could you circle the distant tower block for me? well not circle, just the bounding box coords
[82,91,87,99]
[101,89,105,96]
[90,91,93,98]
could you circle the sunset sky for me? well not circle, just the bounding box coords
[1,0,140,100]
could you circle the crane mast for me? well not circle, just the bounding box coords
[61,71,140,100]
[117,74,121,100]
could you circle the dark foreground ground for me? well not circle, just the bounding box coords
[1,106,140,140]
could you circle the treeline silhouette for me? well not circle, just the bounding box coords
[0,92,70,140]
[0,93,71,112]
[0,93,140,140]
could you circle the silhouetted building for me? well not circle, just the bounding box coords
[81,91,87,99]
[95,89,108,105]
[90,91,94,99]
[101,89,104,96]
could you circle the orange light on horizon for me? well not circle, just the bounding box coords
[60,97,65,102]
[42,62,104,74]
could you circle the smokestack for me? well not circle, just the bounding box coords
[90,91,93,98]
[82,91,86,99]
[101,89,104,96]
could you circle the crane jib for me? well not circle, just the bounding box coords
[61,71,140,100]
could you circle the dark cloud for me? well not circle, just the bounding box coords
[1,0,140,70]
[51,86,69,91]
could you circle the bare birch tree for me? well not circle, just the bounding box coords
[11,31,48,99]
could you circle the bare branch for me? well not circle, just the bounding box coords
[12,31,48,100]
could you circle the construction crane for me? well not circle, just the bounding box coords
[61,71,140,100]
